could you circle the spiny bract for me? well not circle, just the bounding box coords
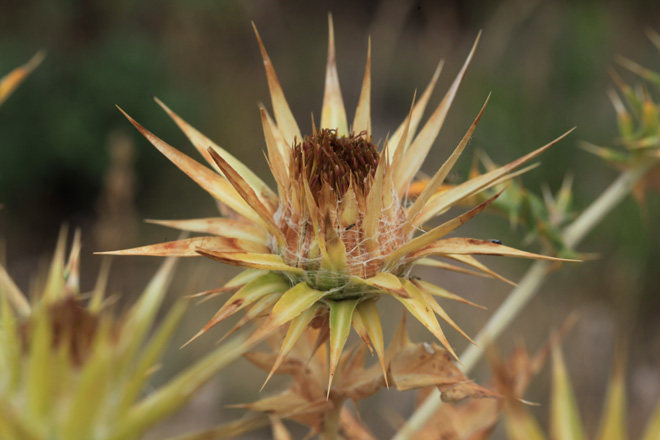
[106,16,574,392]
[0,229,181,439]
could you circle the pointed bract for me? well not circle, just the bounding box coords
[248,283,327,345]
[388,60,444,160]
[595,356,627,440]
[154,97,277,204]
[417,128,576,226]
[117,107,263,226]
[550,344,587,440]
[252,23,302,146]
[207,147,284,244]
[353,38,371,136]
[327,299,358,395]
[396,279,458,361]
[99,236,268,257]
[405,94,491,231]
[387,188,504,265]
[356,299,388,386]
[262,303,323,390]
[395,34,481,192]
[146,217,269,245]
[198,272,289,337]
[321,14,348,136]
[196,250,304,274]
[409,237,580,263]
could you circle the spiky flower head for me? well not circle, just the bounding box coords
[108,16,574,391]
[581,29,660,207]
[0,229,252,439]
[0,229,173,438]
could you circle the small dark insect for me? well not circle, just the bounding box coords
[345,223,356,231]
[488,239,502,245]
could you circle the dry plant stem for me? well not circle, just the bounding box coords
[393,160,658,440]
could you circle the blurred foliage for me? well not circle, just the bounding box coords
[504,341,660,440]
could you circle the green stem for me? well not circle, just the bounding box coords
[394,160,658,440]
[322,397,346,440]
[562,161,655,248]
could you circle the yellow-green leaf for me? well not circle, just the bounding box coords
[395,279,458,361]
[550,344,587,440]
[262,303,323,389]
[185,272,289,347]
[146,218,269,245]
[248,283,327,345]
[595,357,627,440]
[356,299,388,386]
[505,404,547,440]
[641,395,660,440]
[328,299,358,393]
[196,250,304,275]
[415,279,485,309]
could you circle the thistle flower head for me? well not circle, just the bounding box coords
[107,16,575,391]
[580,29,660,208]
[0,229,192,439]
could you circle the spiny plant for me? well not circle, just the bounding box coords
[412,149,578,258]
[399,30,660,438]
[0,229,250,440]
[582,28,660,206]
[104,15,576,399]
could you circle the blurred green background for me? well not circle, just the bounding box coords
[2,0,660,438]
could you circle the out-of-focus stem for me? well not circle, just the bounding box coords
[562,160,655,248]
[394,160,658,440]
[322,397,346,440]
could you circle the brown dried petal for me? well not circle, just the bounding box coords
[390,341,499,402]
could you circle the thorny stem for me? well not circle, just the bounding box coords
[322,397,346,440]
[393,160,659,440]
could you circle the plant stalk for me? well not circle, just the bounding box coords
[322,397,346,440]
[393,160,658,440]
